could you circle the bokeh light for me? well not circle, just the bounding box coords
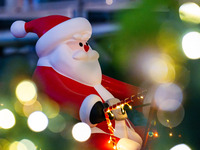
[175,65,190,88]
[157,104,185,128]
[170,144,191,150]
[158,99,182,112]
[14,101,24,116]
[72,122,91,142]
[15,80,37,105]
[149,54,175,83]
[20,139,36,150]
[182,31,200,59]
[23,101,42,117]
[14,100,42,117]
[0,138,10,150]
[106,0,113,5]
[9,140,36,150]
[135,51,175,83]
[157,23,180,58]
[149,57,168,82]
[0,109,16,129]
[154,83,183,111]
[48,114,66,133]
[27,111,48,132]
[39,95,60,119]
[9,141,27,150]
[154,132,159,138]
[179,2,200,24]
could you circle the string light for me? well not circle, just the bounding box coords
[104,111,116,148]
[116,106,121,109]
[154,132,159,137]
[148,131,154,137]
[153,120,157,126]
[127,104,132,109]
[110,112,114,117]
[103,91,147,149]
[169,132,173,137]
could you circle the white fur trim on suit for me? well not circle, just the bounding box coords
[117,138,141,150]
[79,94,102,127]
[36,17,92,57]
[127,127,143,145]
[94,84,114,101]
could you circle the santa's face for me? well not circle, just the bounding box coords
[66,39,99,61]
[47,38,102,86]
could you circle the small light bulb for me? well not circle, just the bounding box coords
[110,112,114,117]
[116,106,121,109]
[154,132,159,137]
[148,131,154,137]
[169,132,173,137]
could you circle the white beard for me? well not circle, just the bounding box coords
[37,44,102,86]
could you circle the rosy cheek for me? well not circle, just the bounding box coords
[66,41,80,50]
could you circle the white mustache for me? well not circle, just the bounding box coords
[72,49,99,61]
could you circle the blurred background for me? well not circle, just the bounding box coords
[0,0,200,150]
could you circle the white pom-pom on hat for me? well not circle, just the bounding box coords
[10,20,27,38]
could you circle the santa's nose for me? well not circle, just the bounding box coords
[84,45,89,52]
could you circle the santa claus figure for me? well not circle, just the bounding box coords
[10,15,144,150]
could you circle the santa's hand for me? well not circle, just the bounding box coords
[80,94,112,126]
[106,98,128,120]
[89,100,110,124]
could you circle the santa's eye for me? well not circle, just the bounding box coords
[86,42,89,46]
[79,42,83,47]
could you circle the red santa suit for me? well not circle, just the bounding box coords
[33,66,143,149]
[10,15,144,150]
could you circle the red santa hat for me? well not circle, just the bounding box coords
[10,15,92,57]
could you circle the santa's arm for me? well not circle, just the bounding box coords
[102,75,144,112]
